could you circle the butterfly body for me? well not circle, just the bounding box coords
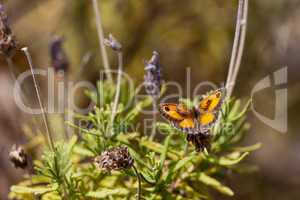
[159,88,226,151]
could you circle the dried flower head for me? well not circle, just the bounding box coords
[0,4,17,57]
[186,133,211,152]
[94,146,133,171]
[9,145,28,169]
[144,51,162,98]
[103,33,122,51]
[49,36,69,72]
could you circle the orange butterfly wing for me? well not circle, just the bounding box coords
[159,103,195,130]
[197,88,225,127]
[198,89,224,113]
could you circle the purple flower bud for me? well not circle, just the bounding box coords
[49,36,69,72]
[103,34,122,51]
[144,51,162,98]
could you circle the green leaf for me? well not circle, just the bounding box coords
[228,99,241,119]
[230,99,251,121]
[232,143,262,152]
[172,155,195,172]
[125,96,152,122]
[218,152,249,166]
[179,98,194,109]
[68,136,77,151]
[86,188,129,198]
[156,122,173,134]
[11,184,58,195]
[140,139,179,160]
[159,134,172,171]
[116,132,140,144]
[198,173,234,196]
[164,154,196,183]
[127,146,150,169]
[140,170,156,184]
[73,145,94,157]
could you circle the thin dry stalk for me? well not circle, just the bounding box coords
[226,0,244,85]
[22,47,54,151]
[63,73,70,138]
[226,0,248,97]
[92,0,113,83]
[75,52,92,81]
[110,52,123,127]
[228,0,248,97]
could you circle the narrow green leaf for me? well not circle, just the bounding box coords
[140,171,156,184]
[172,155,195,172]
[218,152,249,166]
[156,122,173,134]
[86,188,129,198]
[140,139,179,160]
[159,134,172,171]
[73,145,94,157]
[127,147,150,169]
[11,184,58,195]
[228,99,241,119]
[198,173,234,196]
[232,143,262,152]
[230,99,251,121]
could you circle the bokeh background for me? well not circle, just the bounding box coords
[0,0,299,199]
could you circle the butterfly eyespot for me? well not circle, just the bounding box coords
[216,92,221,97]
[164,106,170,112]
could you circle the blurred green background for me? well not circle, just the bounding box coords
[0,0,299,199]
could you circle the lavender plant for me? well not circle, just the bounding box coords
[10,83,257,199]
[8,0,258,199]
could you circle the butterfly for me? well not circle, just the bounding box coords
[159,88,226,151]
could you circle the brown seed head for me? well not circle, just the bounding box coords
[94,146,133,171]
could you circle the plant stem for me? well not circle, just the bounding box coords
[132,164,142,200]
[63,72,70,139]
[228,0,248,97]
[226,0,248,98]
[183,141,189,156]
[110,52,123,130]
[226,0,243,87]
[149,98,157,140]
[74,51,92,82]
[92,0,113,83]
[22,47,55,151]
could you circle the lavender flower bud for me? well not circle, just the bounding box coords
[49,36,69,72]
[9,145,28,169]
[103,34,122,51]
[0,4,17,57]
[94,146,133,171]
[144,51,162,98]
